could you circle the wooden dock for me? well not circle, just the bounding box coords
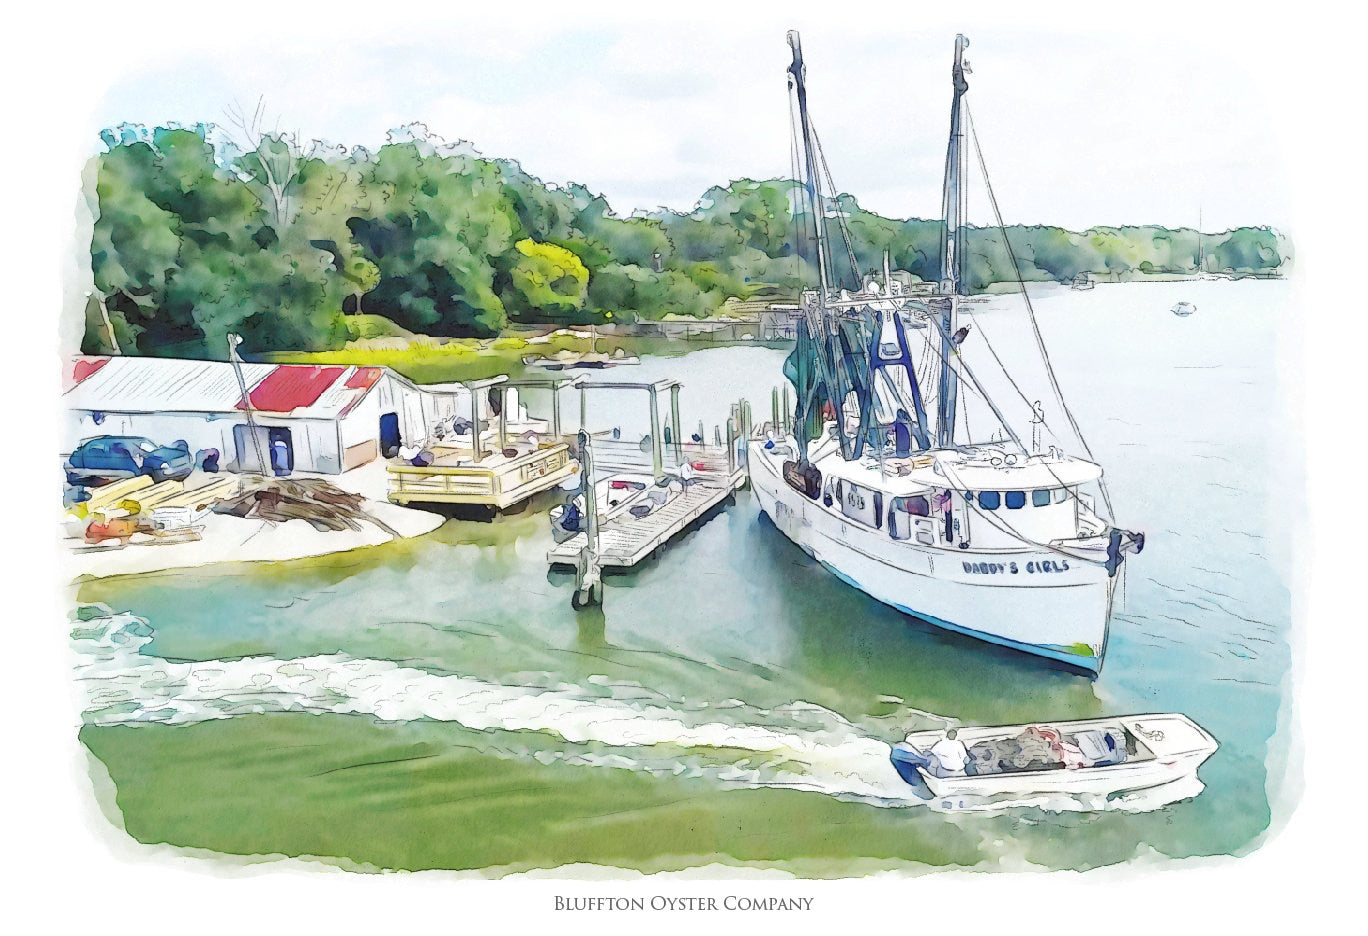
[386,375,579,511]
[547,440,745,569]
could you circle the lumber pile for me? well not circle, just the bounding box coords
[83,475,154,512]
[153,476,238,510]
[118,480,185,513]
[213,477,398,536]
[68,474,241,544]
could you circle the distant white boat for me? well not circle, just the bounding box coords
[1070,273,1095,291]
[523,351,641,370]
[1172,301,1196,317]
[890,713,1218,799]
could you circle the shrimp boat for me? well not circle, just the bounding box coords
[747,32,1144,674]
[889,713,1218,798]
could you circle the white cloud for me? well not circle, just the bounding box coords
[83,8,1291,232]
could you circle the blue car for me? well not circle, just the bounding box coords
[65,435,194,486]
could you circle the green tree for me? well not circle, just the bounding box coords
[347,143,513,336]
[503,238,589,322]
[343,256,381,315]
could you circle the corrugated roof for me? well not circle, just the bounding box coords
[66,356,277,414]
[345,366,384,390]
[64,357,385,420]
[238,365,347,412]
[69,357,110,390]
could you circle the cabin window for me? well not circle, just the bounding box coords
[841,482,880,527]
[977,491,1000,510]
[1054,487,1068,504]
[1005,491,1026,509]
[888,495,930,541]
[1032,489,1052,507]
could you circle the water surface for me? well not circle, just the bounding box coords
[74,279,1296,873]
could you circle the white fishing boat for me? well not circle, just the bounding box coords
[748,32,1144,674]
[1172,301,1196,317]
[1070,272,1094,290]
[889,713,1218,798]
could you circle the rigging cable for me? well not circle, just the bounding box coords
[809,119,862,288]
[937,458,1112,568]
[918,307,1025,452]
[965,103,1115,520]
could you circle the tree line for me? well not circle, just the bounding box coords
[85,123,1289,359]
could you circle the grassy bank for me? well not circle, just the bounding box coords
[266,332,791,383]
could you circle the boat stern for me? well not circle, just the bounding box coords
[889,741,933,786]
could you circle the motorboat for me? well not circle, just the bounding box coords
[1172,301,1196,317]
[890,713,1218,798]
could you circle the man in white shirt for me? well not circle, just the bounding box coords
[929,728,971,777]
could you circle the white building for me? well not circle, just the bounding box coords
[63,356,483,475]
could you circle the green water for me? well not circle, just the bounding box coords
[73,281,1295,874]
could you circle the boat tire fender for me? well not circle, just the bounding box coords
[782,460,822,499]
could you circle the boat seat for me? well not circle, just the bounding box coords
[1074,728,1126,766]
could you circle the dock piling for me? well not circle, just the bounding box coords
[669,384,683,466]
[573,429,603,608]
[648,386,664,482]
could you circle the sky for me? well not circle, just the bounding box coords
[78,6,1296,234]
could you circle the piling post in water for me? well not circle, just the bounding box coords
[670,384,683,467]
[551,385,562,439]
[471,387,485,463]
[497,389,509,453]
[771,387,780,436]
[781,384,792,437]
[648,386,664,482]
[579,384,587,432]
[726,417,737,473]
[574,429,602,608]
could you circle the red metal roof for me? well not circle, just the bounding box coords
[238,365,347,413]
[344,366,384,390]
[70,357,110,389]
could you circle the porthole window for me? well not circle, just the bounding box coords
[1005,490,1026,509]
[1054,488,1068,504]
[1032,489,1051,507]
[978,491,1000,510]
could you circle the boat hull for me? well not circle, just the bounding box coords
[894,714,1218,798]
[749,443,1113,673]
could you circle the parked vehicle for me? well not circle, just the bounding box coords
[65,436,194,486]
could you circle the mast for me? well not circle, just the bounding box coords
[1197,206,1203,273]
[936,34,970,448]
[787,30,832,295]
